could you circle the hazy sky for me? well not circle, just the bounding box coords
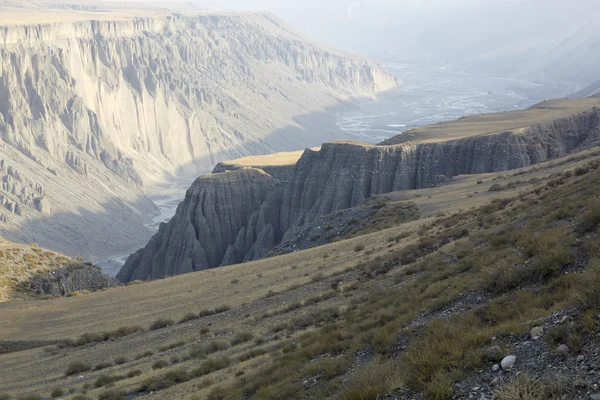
[163,0,600,84]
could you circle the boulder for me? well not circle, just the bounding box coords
[484,345,504,362]
[501,355,517,371]
[529,326,543,339]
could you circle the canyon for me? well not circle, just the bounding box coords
[118,98,600,281]
[0,5,396,260]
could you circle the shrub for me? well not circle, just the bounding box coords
[311,273,324,282]
[231,331,254,345]
[337,359,402,400]
[580,200,600,232]
[354,243,365,252]
[230,279,239,284]
[114,357,128,365]
[134,350,154,360]
[126,369,142,378]
[190,357,231,378]
[522,228,574,279]
[158,341,187,352]
[65,361,91,376]
[494,374,567,400]
[188,340,230,359]
[0,394,10,400]
[214,305,231,314]
[62,326,143,347]
[238,348,267,362]
[50,388,64,399]
[179,312,198,323]
[207,387,227,400]
[97,390,125,400]
[198,309,214,317]
[152,359,169,370]
[95,375,122,388]
[94,362,112,371]
[139,368,190,392]
[149,318,174,330]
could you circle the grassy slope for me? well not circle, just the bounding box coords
[1,146,599,399]
[381,97,600,145]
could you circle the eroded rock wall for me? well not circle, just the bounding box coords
[0,12,396,258]
[118,108,600,282]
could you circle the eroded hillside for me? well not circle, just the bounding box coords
[1,144,600,400]
[0,7,396,259]
[119,98,600,281]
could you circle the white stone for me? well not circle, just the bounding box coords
[501,355,517,371]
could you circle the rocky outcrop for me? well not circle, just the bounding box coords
[26,263,119,297]
[119,107,600,282]
[117,168,279,281]
[0,10,396,259]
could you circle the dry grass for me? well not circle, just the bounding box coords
[1,149,600,399]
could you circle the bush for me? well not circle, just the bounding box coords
[94,362,113,371]
[580,200,600,232]
[522,228,574,279]
[214,305,231,314]
[126,369,142,378]
[95,375,123,388]
[134,350,154,360]
[0,394,10,400]
[179,312,198,323]
[494,374,567,400]
[50,388,64,398]
[158,341,187,352]
[139,368,190,392]
[114,357,128,365]
[149,318,174,330]
[354,243,365,252]
[152,359,169,370]
[231,332,254,346]
[65,360,91,376]
[189,340,230,359]
[338,359,401,400]
[191,357,231,378]
[97,390,125,400]
[238,348,267,362]
[62,326,143,347]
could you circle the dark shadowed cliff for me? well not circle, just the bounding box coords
[118,99,600,282]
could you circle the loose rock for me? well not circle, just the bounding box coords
[501,355,517,371]
[557,344,570,357]
[530,326,543,339]
[484,345,504,362]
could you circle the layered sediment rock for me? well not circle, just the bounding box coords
[118,106,600,282]
[119,107,600,282]
[0,11,396,258]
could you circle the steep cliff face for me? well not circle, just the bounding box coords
[118,106,600,281]
[0,10,396,258]
[117,168,279,282]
